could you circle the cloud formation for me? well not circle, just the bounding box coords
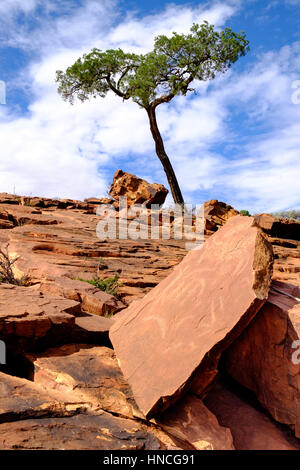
[0,0,299,213]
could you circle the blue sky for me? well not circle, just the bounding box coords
[0,0,299,213]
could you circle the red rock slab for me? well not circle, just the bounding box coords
[223,280,300,436]
[0,412,162,450]
[204,379,300,450]
[25,344,142,419]
[0,371,93,421]
[110,216,273,418]
[156,393,234,450]
[37,276,126,316]
[0,284,80,352]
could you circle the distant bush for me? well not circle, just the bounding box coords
[240,210,251,216]
[272,210,300,221]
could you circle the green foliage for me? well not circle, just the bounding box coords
[272,210,300,221]
[77,274,122,296]
[56,21,249,109]
[240,210,251,216]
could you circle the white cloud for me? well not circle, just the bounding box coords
[0,0,299,213]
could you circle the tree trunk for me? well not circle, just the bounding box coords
[146,106,184,205]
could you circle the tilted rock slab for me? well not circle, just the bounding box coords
[110,216,273,418]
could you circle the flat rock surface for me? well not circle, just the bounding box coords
[110,216,274,418]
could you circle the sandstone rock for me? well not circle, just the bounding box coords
[0,284,80,353]
[0,413,162,450]
[156,393,234,450]
[38,276,126,316]
[84,197,114,205]
[0,371,92,421]
[223,280,300,436]
[109,169,168,208]
[204,199,239,232]
[71,314,114,345]
[110,216,273,418]
[204,379,300,450]
[25,344,141,419]
[255,214,300,241]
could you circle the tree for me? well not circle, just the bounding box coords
[56,22,249,204]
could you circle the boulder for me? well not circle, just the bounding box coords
[204,199,239,233]
[25,344,142,419]
[255,214,300,241]
[223,280,300,436]
[0,284,80,353]
[110,216,273,418]
[204,379,300,450]
[38,276,126,316]
[156,393,234,450]
[0,371,92,421]
[109,169,168,208]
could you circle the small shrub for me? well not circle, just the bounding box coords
[0,244,30,286]
[240,210,251,216]
[77,274,122,296]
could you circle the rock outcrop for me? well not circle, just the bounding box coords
[110,216,273,418]
[204,199,239,233]
[109,169,168,208]
[0,186,300,450]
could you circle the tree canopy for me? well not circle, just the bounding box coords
[56,22,249,204]
[56,21,249,110]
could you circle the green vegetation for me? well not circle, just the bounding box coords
[56,22,249,205]
[272,210,300,221]
[240,210,251,216]
[77,274,122,296]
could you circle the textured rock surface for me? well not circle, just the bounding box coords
[204,379,300,450]
[0,371,93,421]
[37,276,126,316]
[0,284,80,353]
[204,199,239,233]
[0,413,162,450]
[157,393,234,450]
[25,344,141,419]
[110,216,273,418]
[223,281,300,436]
[109,169,168,208]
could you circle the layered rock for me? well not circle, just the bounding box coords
[204,379,300,450]
[223,281,300,436]
[156,393,234,450]
[0,413,163,450]
[110,216,273,418]
[0,284,80,354]
[204,199,239,233]
[109,169,168,208]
